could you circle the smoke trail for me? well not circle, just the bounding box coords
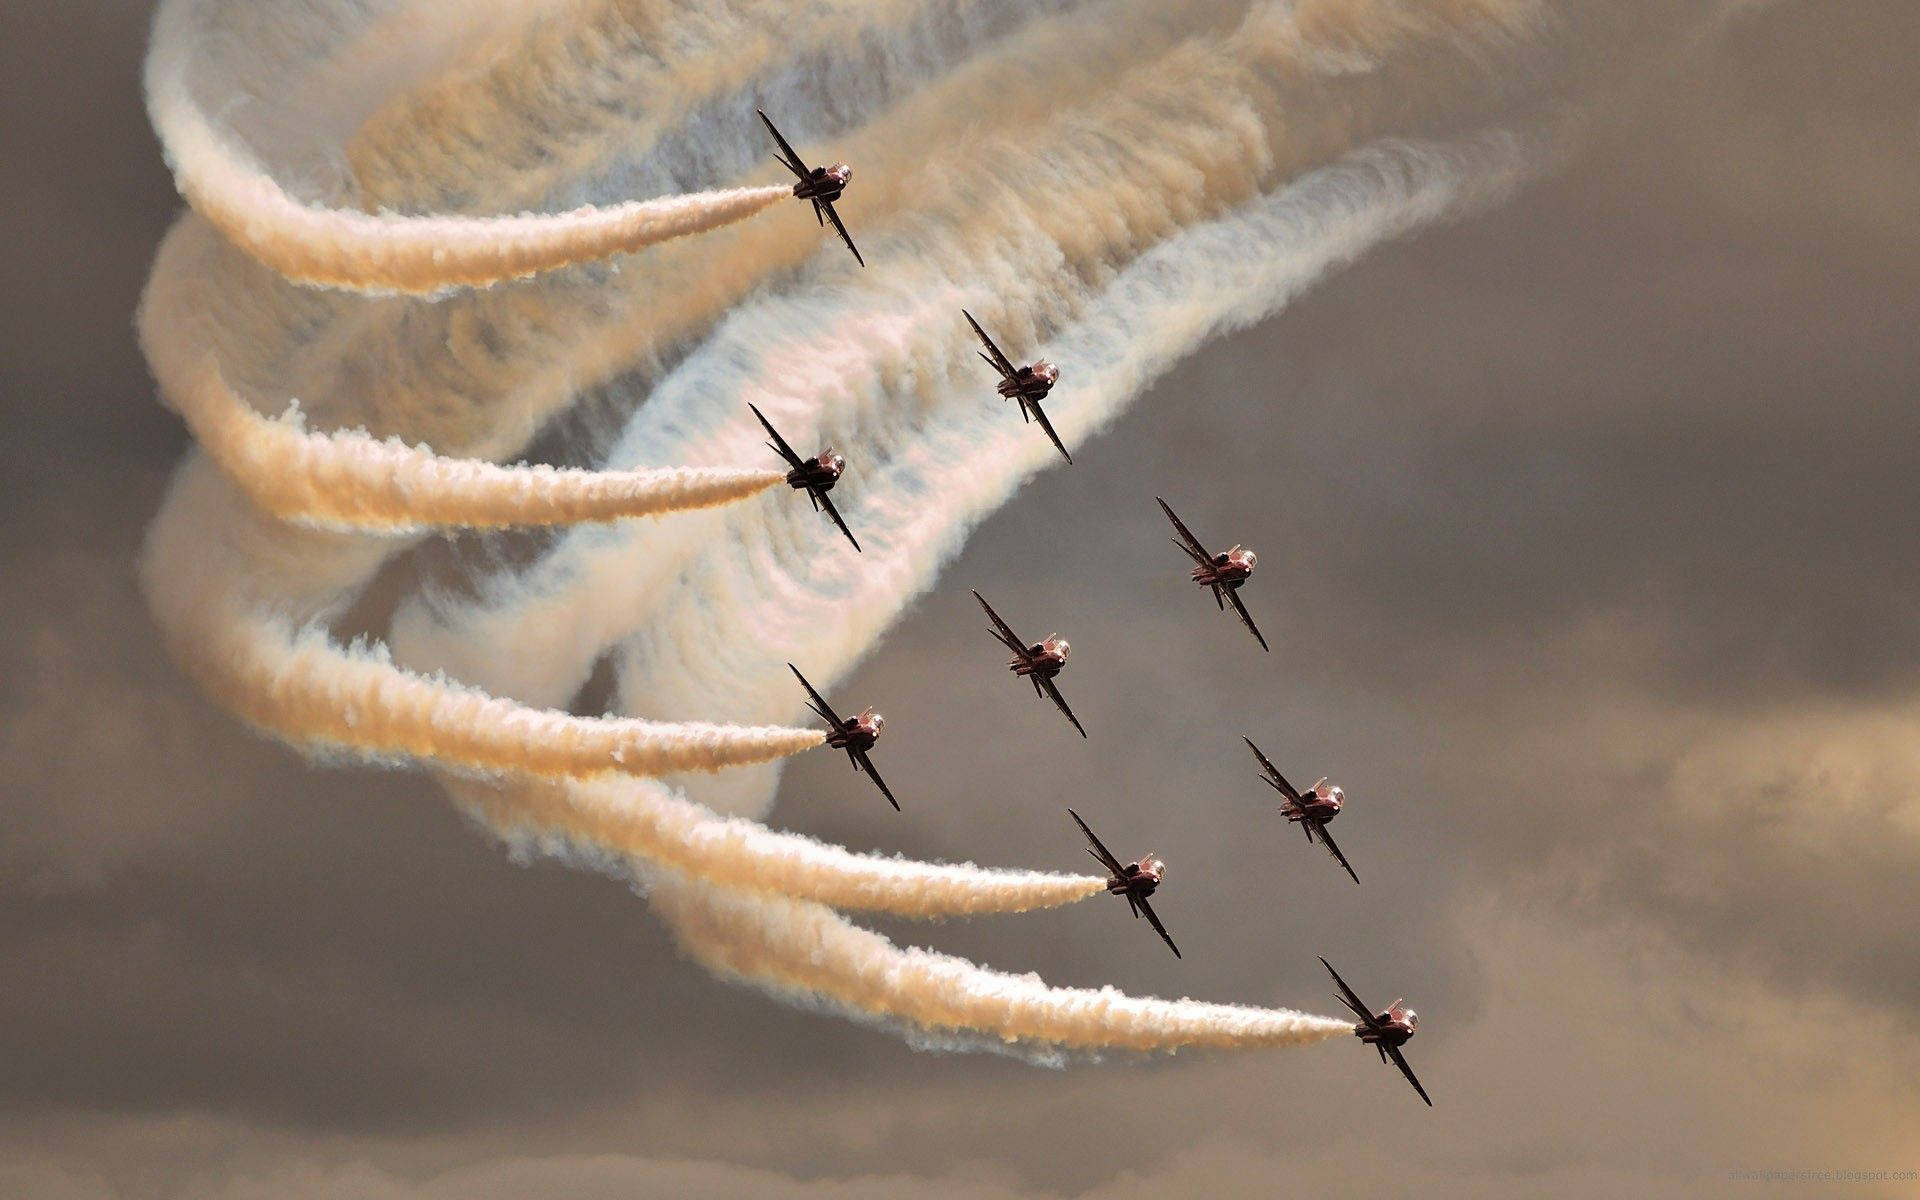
[149,0,791,293]
[162,347,782,533]
[346,0,1090,216]
[462,776,1108,916]
[650,868,1354,1054]
[141,459,824,779]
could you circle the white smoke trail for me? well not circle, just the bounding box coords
[149,0,791,293]
[160,346,782,533]
[140,459,824,779]
[345,0,1093,215]
[462,776,1108,917]
[649,868,1354,1054]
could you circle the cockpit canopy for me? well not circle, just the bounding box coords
[1031,360,1059,385]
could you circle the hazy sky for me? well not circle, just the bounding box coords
[3,1,1918,1196]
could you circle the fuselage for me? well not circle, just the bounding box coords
[1356,1005,1417,1049]
[826,708,884,752]
[1010,636,1069,679]
[997,360,1058,402]
[1282,780,1344,825]
[1106,857,1164,900]
[1191,545,1257,589]
[787,449,845,494]
[793,163,851,204]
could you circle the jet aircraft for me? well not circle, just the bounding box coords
[1322,956,1431,1106]
[750,402,859,552]
[1157,496,1267,651]
[1245,737,1357,884]
[964,309,1069,463]
[759,109,863,266]
[790,664,897,810]
[1069,808,1179,958]
[973,590,1085,738]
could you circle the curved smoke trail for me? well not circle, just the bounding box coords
[149,0,792,292]
[134,0,1622,1055]
[466,777,1109,918]
[162,344,784,533]
[139,460,826,780]
[648,867,1355,1055]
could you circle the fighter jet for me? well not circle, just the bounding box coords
[971,590,1085,738]
[1321,957,1431,1107]
[758,109,863,267]
[789,664,897,811]
[963,309,1070,464]
[1156,496,1267,652]
[1068,808,1179,958]
[1245,737,1357,884]
[750,402,859,552]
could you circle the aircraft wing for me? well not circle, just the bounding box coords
[748,402,805,470]
[1386,1044,1433,1107]
[1314,818,1360,886]
[1223,587,1271,652]
[1068,808,1128,879]
[757,109,811,181]
[963,310,1021,380]
[1136,896,1181,959]
[852,748,900,812]
[1320,957,1379,1028]
[1156,497,1214,568]
[788,663,844,729]
[820,199,865,267]
[1242,736,1301,802]
[971,591,1028,656]
[1037,675,1088,739]
[815,489,861,552]
[1029,399,1073,465]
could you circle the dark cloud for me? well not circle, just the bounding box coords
[4,0,1919,1195]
